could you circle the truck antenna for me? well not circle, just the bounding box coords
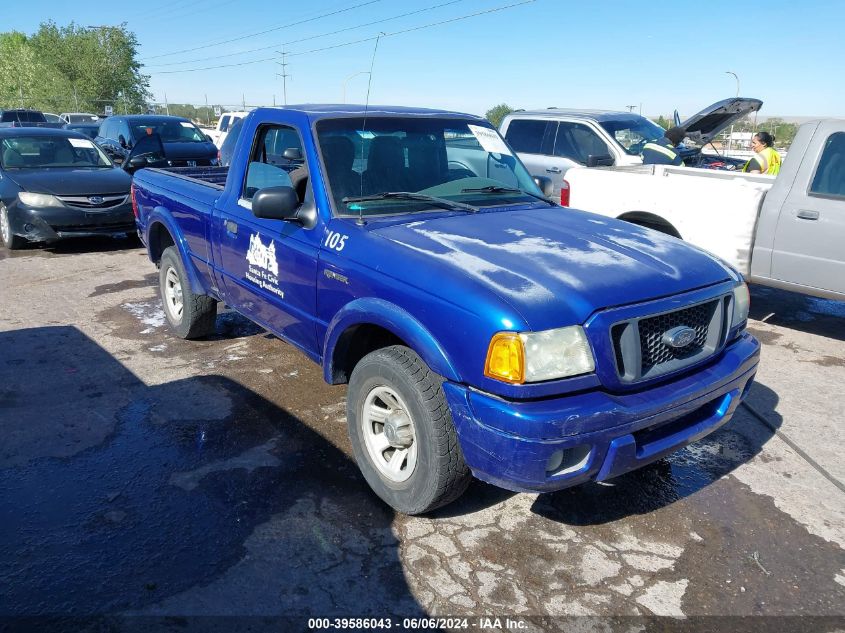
[356,31,385,227]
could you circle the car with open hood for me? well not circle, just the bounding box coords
[500,97,763,203]
[95,114,218,168]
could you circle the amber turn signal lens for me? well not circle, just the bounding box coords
[484,332,525,384]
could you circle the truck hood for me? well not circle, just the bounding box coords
[678,97,763,144]
[370,207,732,329]
[7,167,131,196]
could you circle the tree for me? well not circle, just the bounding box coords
[653,115,671,130]
[0,22,150,114]
[485,103,514,128]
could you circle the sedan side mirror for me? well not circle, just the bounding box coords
[124,155,148,172]
[586,154,614,167]
[251,186,300,221]
[532,175,554,197]
[283,147,303,162]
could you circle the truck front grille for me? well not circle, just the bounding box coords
[611,297,729,383]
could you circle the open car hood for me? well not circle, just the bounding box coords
[678,97,763,144]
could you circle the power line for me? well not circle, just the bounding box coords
[140,0,382,61]
[152,0,535,75]
[145,0,467,68]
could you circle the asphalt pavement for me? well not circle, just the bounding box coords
[0,238,843,632]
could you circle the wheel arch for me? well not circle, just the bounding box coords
[617,211,683,239]
[145,212,205,295]
[323,298,460,385]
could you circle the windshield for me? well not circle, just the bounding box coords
[0,135,113,169]
[129,119,207,143]
[2,111,47,123]
[66,113,99,123]
[600,117,666,155]
[316,116,542,217]
[65,125,100,139]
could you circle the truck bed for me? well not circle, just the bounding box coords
[152,166,229,189]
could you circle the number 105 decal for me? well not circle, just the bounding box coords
[324,230,348,251]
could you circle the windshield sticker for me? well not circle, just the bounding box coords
[468,125,512,156]
[245,233,284,298]
[179,122,194,128]
[68,138,95,148]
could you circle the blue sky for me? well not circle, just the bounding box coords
[6,0,845,117]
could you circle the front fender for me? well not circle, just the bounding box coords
[145,208,206,296]
[322,297,461,384]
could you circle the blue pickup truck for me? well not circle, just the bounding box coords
[130,105,760,514]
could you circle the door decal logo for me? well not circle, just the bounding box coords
[245,233,284,298]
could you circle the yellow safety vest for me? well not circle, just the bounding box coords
[743,146,781,175]
[642,142,678,161]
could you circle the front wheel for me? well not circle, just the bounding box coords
[0,205,27,250]
[159,246,217,339]
[347,345,471,515]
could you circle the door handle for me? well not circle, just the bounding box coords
[797,209,820,220]
[546,167,562,174]
[224,219,238,234]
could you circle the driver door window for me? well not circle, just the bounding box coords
[243,125,306,201]
[555,122,610,164]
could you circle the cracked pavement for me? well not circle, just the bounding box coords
[1,239,843,629]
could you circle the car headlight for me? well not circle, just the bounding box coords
[18,192,62,207]
[731,283,750,329]
[485,326,595,384]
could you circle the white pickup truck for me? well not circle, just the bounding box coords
[208,111,249,148]
[565,119,845,301]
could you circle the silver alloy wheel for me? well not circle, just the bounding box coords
[163,266,184,323]
[0,207,9,245]
[361,385,417,483]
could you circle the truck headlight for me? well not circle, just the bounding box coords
[485,326,595,384]
[18,192,62,207]
[732,283,750,328]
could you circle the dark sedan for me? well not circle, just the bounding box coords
[0,128,134,250]
[95,115,218,167]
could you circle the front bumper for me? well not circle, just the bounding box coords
[443,332,760,493]
[7,201,135,243]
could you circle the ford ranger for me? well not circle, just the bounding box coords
[130,105,760,514]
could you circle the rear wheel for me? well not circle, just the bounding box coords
[0,205,27,250]
[159,246,217,339]
[347,345,471,515]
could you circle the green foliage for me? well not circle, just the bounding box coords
[485,103,514,128]
[0,22,150,114]
[653,115,671,130]
[160,103,222,125]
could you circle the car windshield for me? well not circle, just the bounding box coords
[129,119,207,143]
[66,125,100,139]
[66,114,99,123]
[0,136,113,169]
[599,117,667,155]
[316,116,543,216]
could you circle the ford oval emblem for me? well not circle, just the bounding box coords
[88,196,104,205]
[662,326,696,349]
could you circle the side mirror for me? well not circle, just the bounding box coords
[586,154,614,167]
[124,155,148,172]
[206,134,214,143]
[252,186,300,221]
[532,175,554,197]
[283,147,303,161]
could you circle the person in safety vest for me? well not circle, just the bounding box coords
[743,131,781,175]
[641,126,686,166]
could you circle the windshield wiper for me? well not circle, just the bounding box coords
[461,185,556,206]
[342,192,477,213]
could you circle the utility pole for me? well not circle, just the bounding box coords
[276,50,290,106]
[204,94,210,125]
[164,93,170,116]
[19,84,24,108]
[625,105,636,112]
[242,94,246,110]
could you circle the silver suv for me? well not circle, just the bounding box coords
[500,98,763,203]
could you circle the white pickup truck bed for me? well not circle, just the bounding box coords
[568,165,773,274]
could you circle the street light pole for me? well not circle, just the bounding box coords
[342,71,370,104]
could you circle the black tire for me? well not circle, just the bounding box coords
[0,204,27,250]
[159,246,217,339]
[347,345,471,515]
